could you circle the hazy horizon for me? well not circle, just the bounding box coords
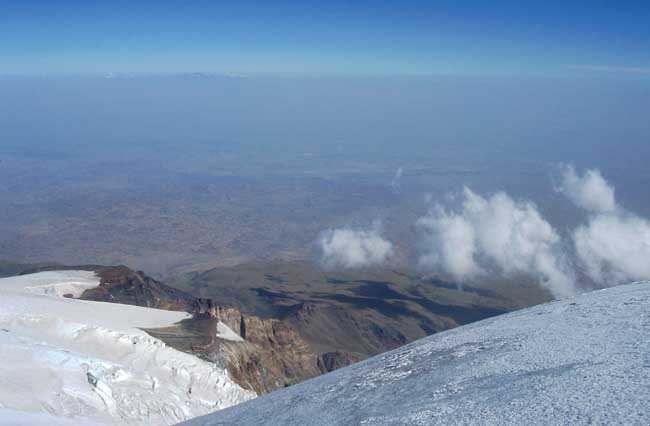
[1,73,649,283]
[1,1,649,290]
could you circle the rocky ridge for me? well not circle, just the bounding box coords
[72,265,327,394]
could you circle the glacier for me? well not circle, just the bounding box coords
[181,281,650,426]
[0,271,255,426]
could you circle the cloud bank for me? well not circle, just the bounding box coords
[573,214,650,285]
[317,223,394,270]
[316,164,650,298]
[417,187,575,299]
[561,166,650,286]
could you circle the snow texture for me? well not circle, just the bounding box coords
[1,270,102,298]
[0,271,255,426]
[182,281,650,426]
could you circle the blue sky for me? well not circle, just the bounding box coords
[1,0,649,75]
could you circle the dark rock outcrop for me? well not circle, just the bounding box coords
[73,265,322,395]
[82,266,196,311]
[317,351,363,373]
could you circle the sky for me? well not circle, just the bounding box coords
[1,0,650,75]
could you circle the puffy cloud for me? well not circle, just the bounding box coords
[317,223,394,270]
[556,164,617,213]
[316,165,649,296]
[417,207,480,280]
[418,187,575,299]
[573,213,650,285]
[558,165,650,286]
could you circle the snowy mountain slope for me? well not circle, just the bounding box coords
[181,281,650,426]
[0,271,255,426]
[0,270,100,297]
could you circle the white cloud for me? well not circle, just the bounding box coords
[417,207,480,280]
[317,223,394,270]
[316,165,649,296]
[557,165,650,286]
[573,213,650,285]
[557,164,617,213]
[418,187,575,299]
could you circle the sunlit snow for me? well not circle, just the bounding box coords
[1,270,101,298]
[215,322,244,342]
[0,271,255,426]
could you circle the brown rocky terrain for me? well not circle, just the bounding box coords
[71,265,325,394]
[3,261,550,396]
[169,260,550,359]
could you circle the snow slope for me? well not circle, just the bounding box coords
[215,321,244,342]
[0,271,255,426]
[1,270,102,298]
[181,281,650,426]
